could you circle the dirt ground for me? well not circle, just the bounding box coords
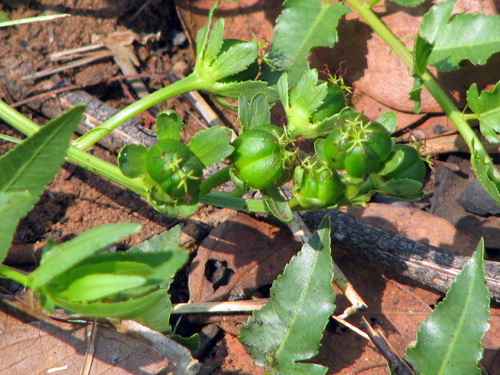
[1,0,500,374]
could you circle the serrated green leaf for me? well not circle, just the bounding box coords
[410,34,434,113]
[376,112,397,134]
[188,126,233,168]
[405,239,490,375]
[135,293,173,333]
[289,69,327,115]
[421,0,500,71]
[208,80,279,102]
[0,191,32,263]
[238,94,271,132]
[261,0,350,85]
[262,187,293,223]
[390,0,425,7]
[195,2,219,63]
[467,82,500,143]
[155,110,184,141]
[117,143,148,178]
[206,41,259,81]
[420,0,455,44]
[239,215,335,374]
[277,73,290,109]
[63,273,147,302]
[0,105,84,205]
[29,222,141,289]
[47,288,167,318]
[129,224,183,254]
[204,18,225,64]
[470,144,500,206]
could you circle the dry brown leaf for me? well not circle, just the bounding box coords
[188,213,300,304]
[343,203,480,256]
[0,298,196,375]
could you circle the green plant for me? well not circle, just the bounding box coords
[1,0,499,372]
[0,107,187,329]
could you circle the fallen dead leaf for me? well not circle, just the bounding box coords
[188,212,301,304]
[343,203,480,256]
[0,296,198,375]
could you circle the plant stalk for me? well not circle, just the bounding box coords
[0,265,29,286]
[344,0,490,160]
[72,73,203,150]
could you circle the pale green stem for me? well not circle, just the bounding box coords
[344,0,489,156]
[72,73,203,150]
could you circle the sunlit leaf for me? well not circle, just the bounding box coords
[405,239,490,375]
[0,191,32,263]
[261,0,350,85]
[238,94,271,132]
[29,222,141,288]
[421,0,500,71]
[188,126,234,168]
[467,81,500,143]
[0,105,84,206]
[155,110,184,141]
[240,216,335,374]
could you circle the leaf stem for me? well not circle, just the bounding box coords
[0,265,30,286]
[72,73,204,151]
[199,166,231,197]
[201,191,271,214]
[0,100,148,197]
[344,0,492,161]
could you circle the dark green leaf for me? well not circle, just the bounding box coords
[240,216,335,374]
[63,273,147,302]
[262,187,294,223]
[377,112,397,134]
[29,222,141,289]
[0,105,84,205]
[188,126,234,168]
[208,40,259,81]
[410,34,434,113]
[390,0,425,7]
[135,294,173,333]
[405,239,490,375]
[118,143,148,178]
[467,82,500,143]
[0,191,32,263]
[129,224,183,254]
[155,110,184,141]
[238,94,271,132]
[260,0,350,85]
[47,288,167,318]
[470,145,500,206]
[421,0,500,71]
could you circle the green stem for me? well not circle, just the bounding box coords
[344,0,489,157]
[199,166,231,197]
[0,100,147,197]
[72,73,203,150]
[201,191,270,214]
[0,264,30,286]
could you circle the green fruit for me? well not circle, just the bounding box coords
[231,125,290,190]
[146,139,203,203]
[382,144,426,182]
[293,162,343,208]
[323,120,392,177]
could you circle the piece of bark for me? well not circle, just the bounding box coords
[303,210,500,301]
